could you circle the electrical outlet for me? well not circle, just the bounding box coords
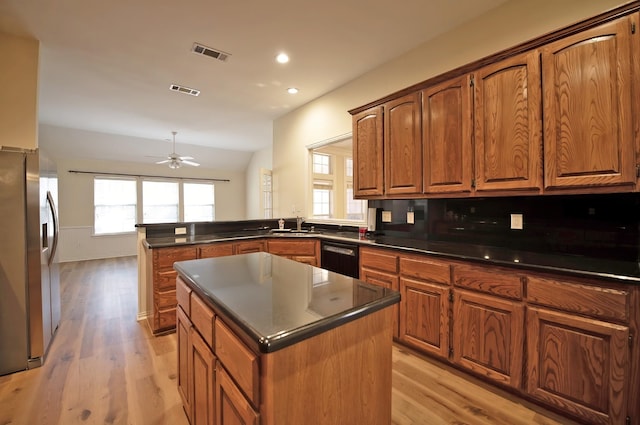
[175,227,187,235]
[510,214,523,230]
[407,211,415,224]
[382,211,392,223]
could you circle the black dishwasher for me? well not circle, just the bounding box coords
[320,240,359,278]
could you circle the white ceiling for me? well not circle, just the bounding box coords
[0,0,507,166]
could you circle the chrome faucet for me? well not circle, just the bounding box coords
[296,216,304,231]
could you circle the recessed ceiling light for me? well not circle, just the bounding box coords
[287,87,298,94]
[276,53,289,64]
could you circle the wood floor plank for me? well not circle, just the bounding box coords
[0,257,578,425]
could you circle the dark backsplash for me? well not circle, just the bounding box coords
[369,193,640,262]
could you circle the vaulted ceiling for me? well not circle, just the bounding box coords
[0,0,508,167]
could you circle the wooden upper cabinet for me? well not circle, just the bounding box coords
[384,93,423,195]
[422,75,473,194]
[353,106,384,197]
[474,50,542,192]
[542,15,637,190]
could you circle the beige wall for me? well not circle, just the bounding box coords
[0,32,38,149]
[272,0,628,218]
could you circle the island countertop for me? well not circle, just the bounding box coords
[174,252,400,353]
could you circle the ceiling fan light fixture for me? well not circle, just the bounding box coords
[155,131,200,168]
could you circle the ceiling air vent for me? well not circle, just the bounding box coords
[192,42,230,62]
[169,84,200,96]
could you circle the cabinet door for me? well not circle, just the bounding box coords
[353,106,384,197]
[177,307,192,422]
[422,75,473,194]
[216,365,259,425]
[384,93,423,195]
[400,277,450,360]
[191,328,216,425]
[526,307,629,425]
[474,50,542,192]
[198,243,234,259]
[542,16,636,190]
[452,290,524,389]
[360,268,399,338]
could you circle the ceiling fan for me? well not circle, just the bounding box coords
[156,131,200,169]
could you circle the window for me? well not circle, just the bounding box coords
[94,178,137,234]
[260,168,273,219]
[143,180,179,223]
[313,153,331,174]
[308,135,366,222]
[184,182,215,222]
[313,180,333,218]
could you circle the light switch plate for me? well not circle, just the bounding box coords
[382,211,392,223]
[175,227,187,235]
[407,211,415,224]
[510,214,523,230]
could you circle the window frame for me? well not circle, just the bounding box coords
[93,176,138,236]
[306,133,367,225]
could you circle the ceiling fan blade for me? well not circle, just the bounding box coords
[179,156,194,160]
[156,159,170,164]
[181,160,200,167]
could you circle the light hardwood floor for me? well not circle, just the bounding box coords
[0,257,576,425]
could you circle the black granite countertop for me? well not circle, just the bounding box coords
[147,229,640,284]
[174,253,400,353]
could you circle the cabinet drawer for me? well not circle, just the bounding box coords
[400,255,451,285]
[156,307,177,331]
[291,255,318,266]
[215,319,259,406]
[360,248,398,273]
[268,239,317,256]
[198,242,234,259]
[527,275,630,322]
[191,293,215,348]
[154,246,197,269]
[234,240,266,254]
[453,264,523,300]
[156,289,177,309]
[176,276,191,315]
[156,269,178,291]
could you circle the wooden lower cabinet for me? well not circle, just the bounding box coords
[399,277,450,359]
[146,245,197,334]
[360,247,400,338]
[398,254,452,359]
[452,290,524,389]
[178,276,394,425]
[386,248,638,425]
[178,277,258,425]
[360,268,399,338]
[216,366,259,425]
[177,307,193,422]
[526,307,630,425]
[267,239,319,266]
[191,328,216,425]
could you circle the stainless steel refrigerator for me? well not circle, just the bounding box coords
[0,147,60,375]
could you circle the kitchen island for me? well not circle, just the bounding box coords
[174,252,399,425]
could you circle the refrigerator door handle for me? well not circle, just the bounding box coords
[46,190,59,266]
